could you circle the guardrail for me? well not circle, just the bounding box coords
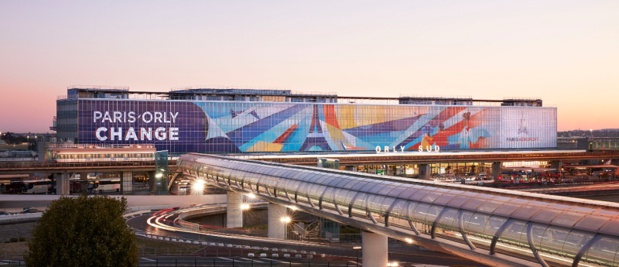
[0,213,43,224]
[123,210,152,219]
[174,203,268,231]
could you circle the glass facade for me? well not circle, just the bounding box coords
[59,98,557,154]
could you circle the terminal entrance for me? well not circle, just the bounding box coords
[348,162,495,179]
[339,160,574,187]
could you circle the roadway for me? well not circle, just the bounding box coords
[245,150,619,165]
[126,208,481,266]
[523,182,619,197]
[0,160,178,174]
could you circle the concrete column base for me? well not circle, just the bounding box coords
[268,203,287,239]
[492,162,502,179]
[226,191,243,228]
[362,231,388,267]
[551,161,563,171]
[122,171,133,194]
[147,171,156,194]
[79,172,88,194]
[57,173,70,195]
[419,164,431,180]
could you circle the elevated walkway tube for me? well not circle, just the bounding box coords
[179,153,619,267]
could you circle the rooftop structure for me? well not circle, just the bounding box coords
[63,87,543,106]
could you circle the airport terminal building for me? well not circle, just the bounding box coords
[52,87,557,154]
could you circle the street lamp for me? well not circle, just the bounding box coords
[352,246,362,267]
[240,203,250,211]
[280,216,291,223]
[191,179,206,195]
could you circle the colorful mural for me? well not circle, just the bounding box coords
[78,100,556,154]
[198,103,555,153]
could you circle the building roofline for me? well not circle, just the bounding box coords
[64,87,544,105]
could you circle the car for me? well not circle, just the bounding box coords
[0,211,10,216]
[21,208,42,214]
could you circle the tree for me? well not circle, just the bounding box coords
[25,195,137,267]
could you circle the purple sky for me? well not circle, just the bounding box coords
[1,1,617,133]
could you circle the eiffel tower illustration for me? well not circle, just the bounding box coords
[300,105,332,151]
[518,113,529,135]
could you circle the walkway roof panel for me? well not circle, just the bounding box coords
[574,216,609,232]
[179,153,619,267]
[599,220,619,236]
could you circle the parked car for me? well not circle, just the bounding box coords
[21,208,42,214]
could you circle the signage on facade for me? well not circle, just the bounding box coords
[93,111,180,141]
[375,145,440,153]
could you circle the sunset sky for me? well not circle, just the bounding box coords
[1,1,617,133]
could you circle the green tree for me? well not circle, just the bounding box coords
[25,195,137,267]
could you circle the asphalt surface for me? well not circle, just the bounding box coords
[127,212,484,266]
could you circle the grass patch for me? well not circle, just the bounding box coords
[0,235,209,259]
[0,241,28,258]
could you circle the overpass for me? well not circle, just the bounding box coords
[0,160,178,174]
[179,153,619,267]
[0,160,179,195]
[246,150,619,165]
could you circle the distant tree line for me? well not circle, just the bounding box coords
[1,132,38,150]
[558,129,619,138]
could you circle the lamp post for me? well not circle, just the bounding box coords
[352,246,362,267]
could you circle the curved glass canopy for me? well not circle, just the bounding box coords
[179,153,619,267]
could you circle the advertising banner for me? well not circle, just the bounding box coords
[76,99,557,154]
[78,100,209,153]
[499,107,557,148]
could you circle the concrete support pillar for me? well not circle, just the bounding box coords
[361,231,388,267]
[268,203,287,239]
[148,171,156,194]
[121,171,133,194]
[551,161,563,172]
[57,173,70,195]
[79,172,88,194]
[492,162,502,179]
[226,191,243,228]
[418,164,431,180]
